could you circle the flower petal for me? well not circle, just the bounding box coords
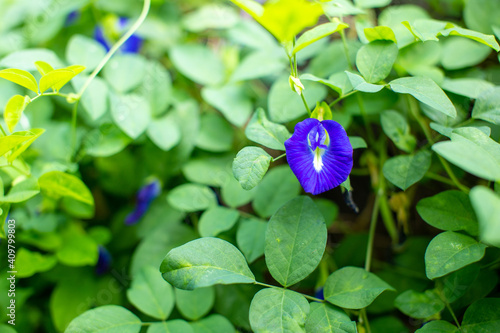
[285,119,353,195]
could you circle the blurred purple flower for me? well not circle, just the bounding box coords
[315,287,324,301]
[124,179,161,225]
[96,246,112,275]
[65,11,80,26]
[285,118,353,195]
[94,17,143,53]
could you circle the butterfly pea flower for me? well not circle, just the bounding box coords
[94,16,143,53]
[124,179,161,225]
[65,11,80,26]
[285,118,353,195]
[96,245,112,275]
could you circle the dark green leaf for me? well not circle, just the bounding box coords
[245,108,291,151]
[383,150,432,190]
[305,303,357,333]
[232,147,272,190]
[356,40,398,83]
[395,289,445,319]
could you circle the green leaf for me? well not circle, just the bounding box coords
[268,76,327,123]
[425,231,487,280]
[15,248,57,278]
[170,44,224,86]
[265,196,327,287]
[470,186,500,248]
[441,264,480,303]
[324,266,395,309]
[183,4,239,32]
[39,171,94,205]
[175,287,215,320]
[354,0,391,9]
[0,130,43,158]
[110,93,152,139]
[472,86,500,125]
[380,110,416,153]
[201,84,252,127]
[300,73,343,96]
[160,237,255,290]
[147,112,181,151]
[0,68,38,93]
[394,290,445,319]
[464,0,500,35]
[66,305,142,333]
[34,60,54,75]
[199,206,240,237]
[364,26,397,43]
[189,314,235,333]
[439,26,500,52]
[232,147,272,191]
[349,136,367,150]
[390,77,456,118]
[148,320,193,333]
[253,165,301,218]
[249,288,309,333]
[416,190,479,236]
[221,177,258,208]
[345,71,384,93]
[195,113,233,153]
[440,37,492,70]
[305,303,357,333]
[441,78,494,100]
[103,54,147,93]
[462,298,500,333]
[39,66,85,93]
[416,320,458,332]
[245,108,291,151]
[66,34,108,73]
[236,218,267,263]
[6,128,45,163]
[182,156,232,187]
[293,21,348,55]
[382,150,432,190]
[71,75,109,121]
[126,266,174,320]
[166,184,217,212]
[4,94,30,132]
[356,40,398,83]
[0,177,40,203]
[56,228,99,267]
[432,127,500,181]
[0,48,63,71]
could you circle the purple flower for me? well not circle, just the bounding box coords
[65,11,80,26]
[285,118,353,195]
[94,17,143,53]
[96,246,112,275]
[125,179,161,225]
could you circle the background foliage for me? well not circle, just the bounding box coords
[0,0,499,332]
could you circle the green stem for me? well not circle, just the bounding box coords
[300,92,311,115]
[272,153,286,162]
[76,0,151,99]
[365,191,381,272]
[254,281,324,303]
[30,92,70,103]
[425,172,456,187]
[339,29,353,70]
[328,90,357,108]
[360,308,372,333]
[70,100,80,160]
[356,94,375,145]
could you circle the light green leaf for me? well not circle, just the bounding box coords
[265,196,327,287]
[0,48,63,71]
[34,60,54,75]
[439,26,500,52]
[66,305,142,333]
[230,49,286,82]
[39,66,85,93]
[395,290,445,319]
[249,288,309,333]
[390,77,456,118]
[432,128,500,181]
[462,298,500,333]
[237,218,267,263]
[441,78,494,100]
[182,156,232,187]
[253,165,301,218]
[345,71,384,93]
[0,68,38,93]
[416,320,458,333]
[472,86,500,125]
[232,147,272,191]
[305,303,357,333]
[110,93,151,139]
[103,54,147,93]
[440,37,492,70]
[202,84,252,127]
[4,94,30,132]
[245,108,291,151]
[354,0,391,9]
[175,287,215,320]
[364,26,397,43]
[147,112,181,151]
[221,177,258,208]
[425,231,487,280]
[300,73,343,95]
[349,136,367,150]
[15,248,57,278]
[199,206,240,237]
[66,34,107,73]
[160,237,255,290]
[71,75,109,121]
[356,40,398,83]
[0,177,39,203]
[416,190,478,236]
[293,21,349,55]
[324,266,395,309]
[4,128,45,163]
[170,44,224,86]
[166,184,217,212]
[56,228,99,267]
[190,314,235,333]
[39,171,94,205]
[383,150,432,190]
[380,110,416,153]
[464,0,500,35]
[126,266,174,320]
[183,4,239,32]
[470,186,500,248]
[195,113,233,152]
[148,320,193,333]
